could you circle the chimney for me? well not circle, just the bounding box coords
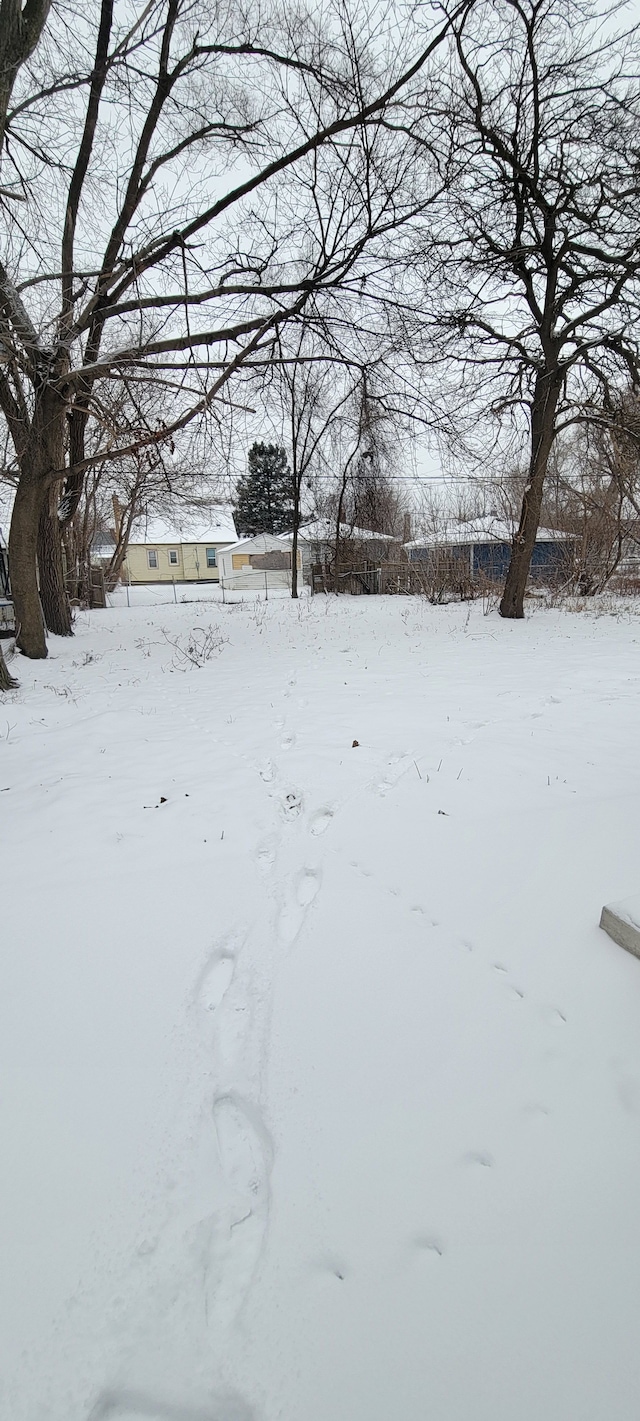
[403,511,412,543]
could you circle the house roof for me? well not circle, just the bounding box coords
[131,508,237,546]
[280,518,400,544]
[221,532,286,554]
[406,515,573,549]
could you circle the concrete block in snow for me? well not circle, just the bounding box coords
[600,896,640,959]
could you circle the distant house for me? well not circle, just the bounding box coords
[217,532,302,590]
[124,512,237,585]
[280,519,403,571]
[406,516,575,584]
[0,526,14,636]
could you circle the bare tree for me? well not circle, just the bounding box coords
[331,369,403,581]
[0,0,51,687]
[263,332,367,596]
[0,0,457,658]
[544,400,640,593]
[411,0,640,617]
[60,369,229,599]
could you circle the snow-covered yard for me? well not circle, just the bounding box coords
[2,593,640,1421]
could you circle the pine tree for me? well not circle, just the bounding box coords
[234,443,294,536]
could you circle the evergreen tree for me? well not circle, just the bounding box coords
[234,443,294,536]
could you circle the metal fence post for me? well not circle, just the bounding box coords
[265,571,268,602]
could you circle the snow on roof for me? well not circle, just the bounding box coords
[280,519,400,544]
[221,532,285,554]
[406,515,573,549]
[131,508,237,546]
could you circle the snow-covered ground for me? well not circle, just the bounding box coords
[2,592,640,1421]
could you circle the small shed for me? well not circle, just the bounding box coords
[0,526,15,637]
[407,516,575,584]
[218,532,302,591]
[124,511,237,584]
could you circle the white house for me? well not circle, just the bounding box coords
[217,532,302,590]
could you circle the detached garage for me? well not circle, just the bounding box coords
[218,533,302,591]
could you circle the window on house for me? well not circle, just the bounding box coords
[169,549,178,565]
[206,547,216,568]
[148,549,158,569]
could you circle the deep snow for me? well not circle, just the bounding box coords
[2,591,640,1421]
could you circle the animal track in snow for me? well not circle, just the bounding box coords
[259,759,277,784]
[464,1150,494,1169]
[539,1004,567,1026]
[521,1102,550,1120]
[280,732,296,751]
[310,806,334,836]
[412,1234,444,1257]
[279,787,303,819]
[349,859,373,878]
[310,1253,349,1283]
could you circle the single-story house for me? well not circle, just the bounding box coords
[123,512,237,584]
[406,516,575,583]
[218,532,302,590]
[280,519,403,571]
[0,526,15,636]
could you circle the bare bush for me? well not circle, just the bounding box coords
[162,625,227,670]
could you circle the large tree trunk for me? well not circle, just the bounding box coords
[0,1,51,144]
[9,380,68,658]
[500,369,563,620]
[38,485,72,635]
[9,470,47,657]
[0,644,18,690]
